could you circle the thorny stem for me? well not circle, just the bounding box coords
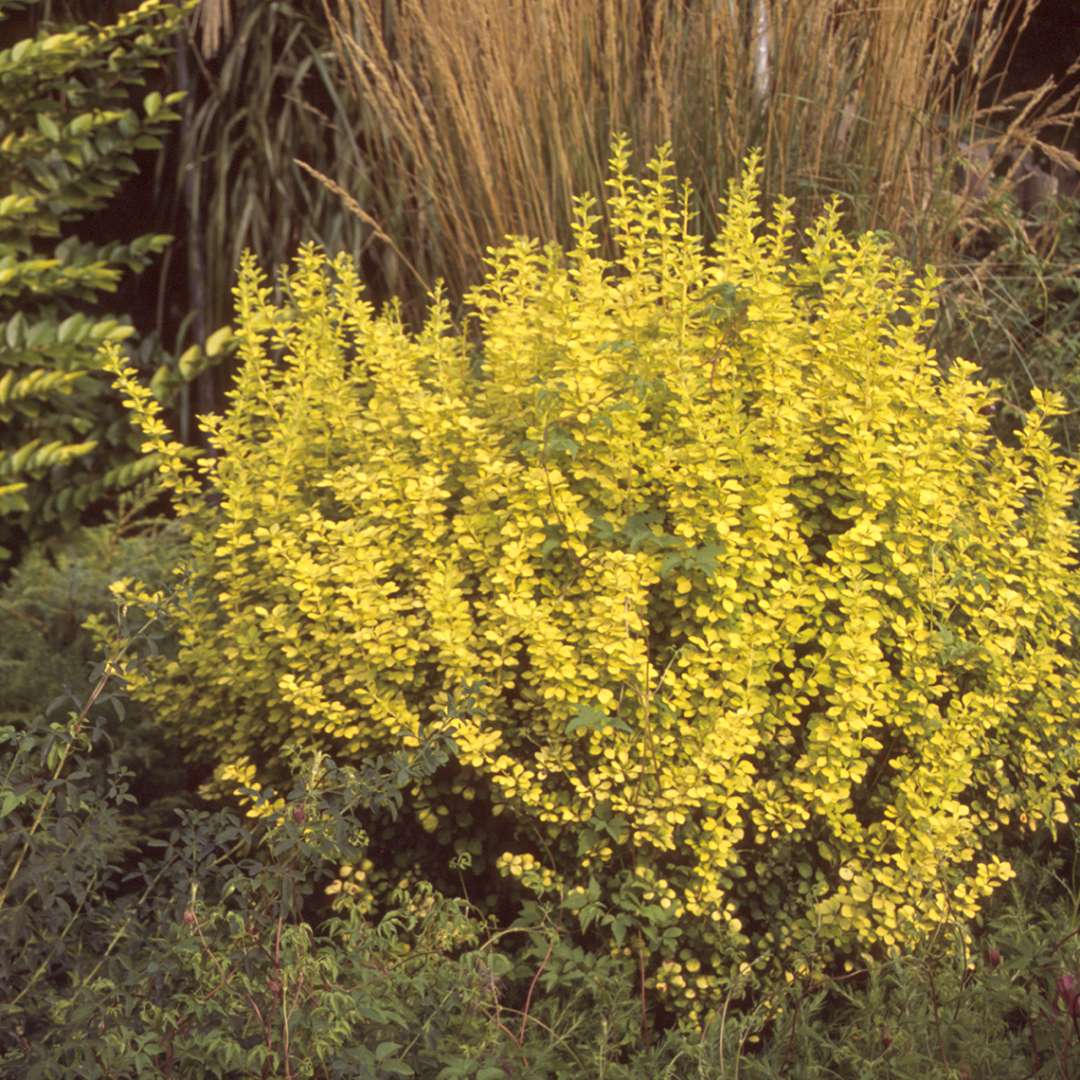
[190,910,272,1061]
[517,935,555,1045]
[780,983,803,1072]
[273,913,294,1080]
[638,940,650,1046]
[925,949,951,1071]
[1051,926,1080,955]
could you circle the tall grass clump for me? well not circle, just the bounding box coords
[175,0,1078,338]
[150,0,380,360]
[937,191,1080,466]
[313,0,1078,314]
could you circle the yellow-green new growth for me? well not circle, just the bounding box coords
[108,141,1080,1016]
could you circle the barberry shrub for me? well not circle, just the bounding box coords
[105,141,1080,1015]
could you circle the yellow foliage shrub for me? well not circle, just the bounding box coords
[104,142,1080,1015]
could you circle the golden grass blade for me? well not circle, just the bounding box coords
[193,0,232,58]
[293,158,431,294]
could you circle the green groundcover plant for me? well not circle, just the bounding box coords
[103,141,1080,1019]
[4,688,1080,1075]
[0,633,690,1078]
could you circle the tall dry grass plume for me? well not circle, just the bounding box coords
[310,0,1077,313]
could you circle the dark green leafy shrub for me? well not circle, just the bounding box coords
[0,651,476,1076]
[0,671,690,1078]
[0,0,195,565]
[0,518,183,725]
[0,637,155,1072]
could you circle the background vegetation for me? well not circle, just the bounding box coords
[0,0,192,567]
[2,0,1079,1075]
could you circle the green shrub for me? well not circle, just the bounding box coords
[0,519,183,725]
[0,675,475,1076]
[0,672,680,1078]
[0,0,195,566]
[104,141,1080,1019]
[700,828,1080,1079]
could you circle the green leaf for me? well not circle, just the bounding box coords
[143,90,162,117]
[538,522,565,558]
[0,789,25,818]
[566,704,631,736]
[117,109,140,137]
[486,952,512,978]
[37,112,61,141]
[544,424,578,457]
[177,344,204,380]
[563,890,590,911]
[660,550,684,577]
[5,312,26,349]
[374,1042,402,1062]
[26,321,56,348]
[690,542,725,575]
[622,508,667,552]
[588,512,616,543]
[57,313,86,344]
[69,113,95,137]
[565,705,603,735]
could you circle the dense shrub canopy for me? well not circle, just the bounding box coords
[0,0,193,565]
[107,142,1080,1015]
